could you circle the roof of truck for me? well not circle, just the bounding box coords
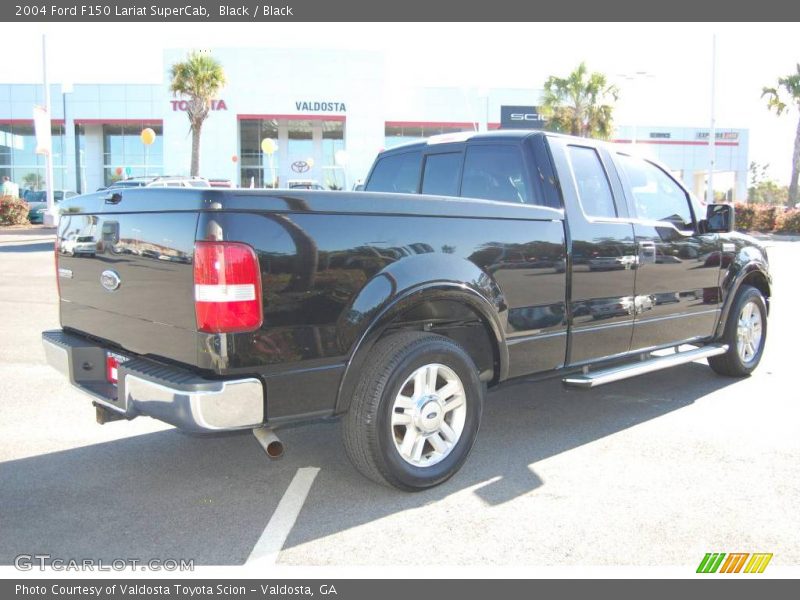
[381,129,548,153]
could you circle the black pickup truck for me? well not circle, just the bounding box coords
[42,131,771,490]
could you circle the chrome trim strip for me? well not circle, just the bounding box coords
[633,308,720,326]
[571,319,634,333]
[507,330,568,344]
[563,344,728,388]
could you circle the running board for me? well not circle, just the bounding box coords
[562,344,728,389]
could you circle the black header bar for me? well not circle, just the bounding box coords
[3,0,800,21]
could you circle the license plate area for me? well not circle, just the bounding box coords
[105,351,129,385]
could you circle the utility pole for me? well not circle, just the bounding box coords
[42,35,57,226]
[706,34,717,205]
[616,71,654,148]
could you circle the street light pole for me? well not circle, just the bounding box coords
[616,71,654,148]
[706,34,717,204]
[42,35,57,227]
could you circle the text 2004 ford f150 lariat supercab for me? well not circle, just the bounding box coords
[42,131,771,490]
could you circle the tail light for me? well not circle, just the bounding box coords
[193,241,263,333]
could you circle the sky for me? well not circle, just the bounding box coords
[3,22,797,184]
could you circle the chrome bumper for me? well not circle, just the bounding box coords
[42,329,264,433]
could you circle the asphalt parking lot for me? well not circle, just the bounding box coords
[0,227,798,568]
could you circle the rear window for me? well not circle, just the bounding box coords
[366,151,422,193]
[421,152,462,196]
[460,144,530,204]
[567,145,617,219]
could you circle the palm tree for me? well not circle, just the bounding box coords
[169,51,226,176]
[22,172,43,191]
[540,62,619,140]
[762,64,800,205]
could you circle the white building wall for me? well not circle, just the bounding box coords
[613,125,749,201]
[0,49,748,198]
[162,47,386,186]
[81,125,105,193]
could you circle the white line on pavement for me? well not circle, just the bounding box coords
[246,466,320,566]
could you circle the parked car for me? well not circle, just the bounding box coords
[42,131,770,491]
[59,234,96,257]
[26,190,78,223]
[208,178,234,188]
[106,176,210,190]
[287,179,326,190]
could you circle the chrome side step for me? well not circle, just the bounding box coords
[562,344,728,389]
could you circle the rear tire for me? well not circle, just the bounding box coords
[343,331,483,491]
[708,285,767,377]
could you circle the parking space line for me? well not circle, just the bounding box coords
[246,466,320,566]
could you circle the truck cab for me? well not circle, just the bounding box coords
[42,130,770,491]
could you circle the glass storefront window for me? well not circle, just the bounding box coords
[239,118,346,189]
[0,122,68,194]
[322,121,345,189]
[287,120,314,178]
[99,123,163,185]
[240,119,279,188]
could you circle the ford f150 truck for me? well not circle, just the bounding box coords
[42,131,771,490]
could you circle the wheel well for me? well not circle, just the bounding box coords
[379,298,500,385]
[741,270,771,304]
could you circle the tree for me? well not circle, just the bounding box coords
[169,51,226,177]
[762,64,800,205]
[748,161,789,205]
[540,62,619,139]
[22,172,44,190]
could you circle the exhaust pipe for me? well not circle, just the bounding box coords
[252,427,284,459]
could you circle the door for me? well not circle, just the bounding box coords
[549,138,638,365]
[614,153,721,351]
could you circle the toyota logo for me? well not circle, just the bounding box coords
[100,270,121,291]
[291,160,310,173]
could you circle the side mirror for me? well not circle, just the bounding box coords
[704,203,734,233]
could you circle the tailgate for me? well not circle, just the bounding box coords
[56,195,200,366]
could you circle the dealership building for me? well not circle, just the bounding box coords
[0,48,748,200]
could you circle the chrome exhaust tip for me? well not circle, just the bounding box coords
[252,427,284,459]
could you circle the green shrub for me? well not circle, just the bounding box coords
[734,202,754,231]
[0,195,30,226]
[775,209,800,234]
[750,205,779,231]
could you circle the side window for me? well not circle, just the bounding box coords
[567,146,617,219]
[421,152,462,197]
[365,151,422,194]
[460,145,531,204]
[617,154,693,228]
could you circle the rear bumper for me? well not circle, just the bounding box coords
[42,329,265,433]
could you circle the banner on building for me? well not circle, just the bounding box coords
[32,105,52,155]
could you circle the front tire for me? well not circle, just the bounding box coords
[343,331,484,491]
[708,285,767,377]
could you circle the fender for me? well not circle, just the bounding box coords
[714,239,771,339]
[333,253,510,414]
